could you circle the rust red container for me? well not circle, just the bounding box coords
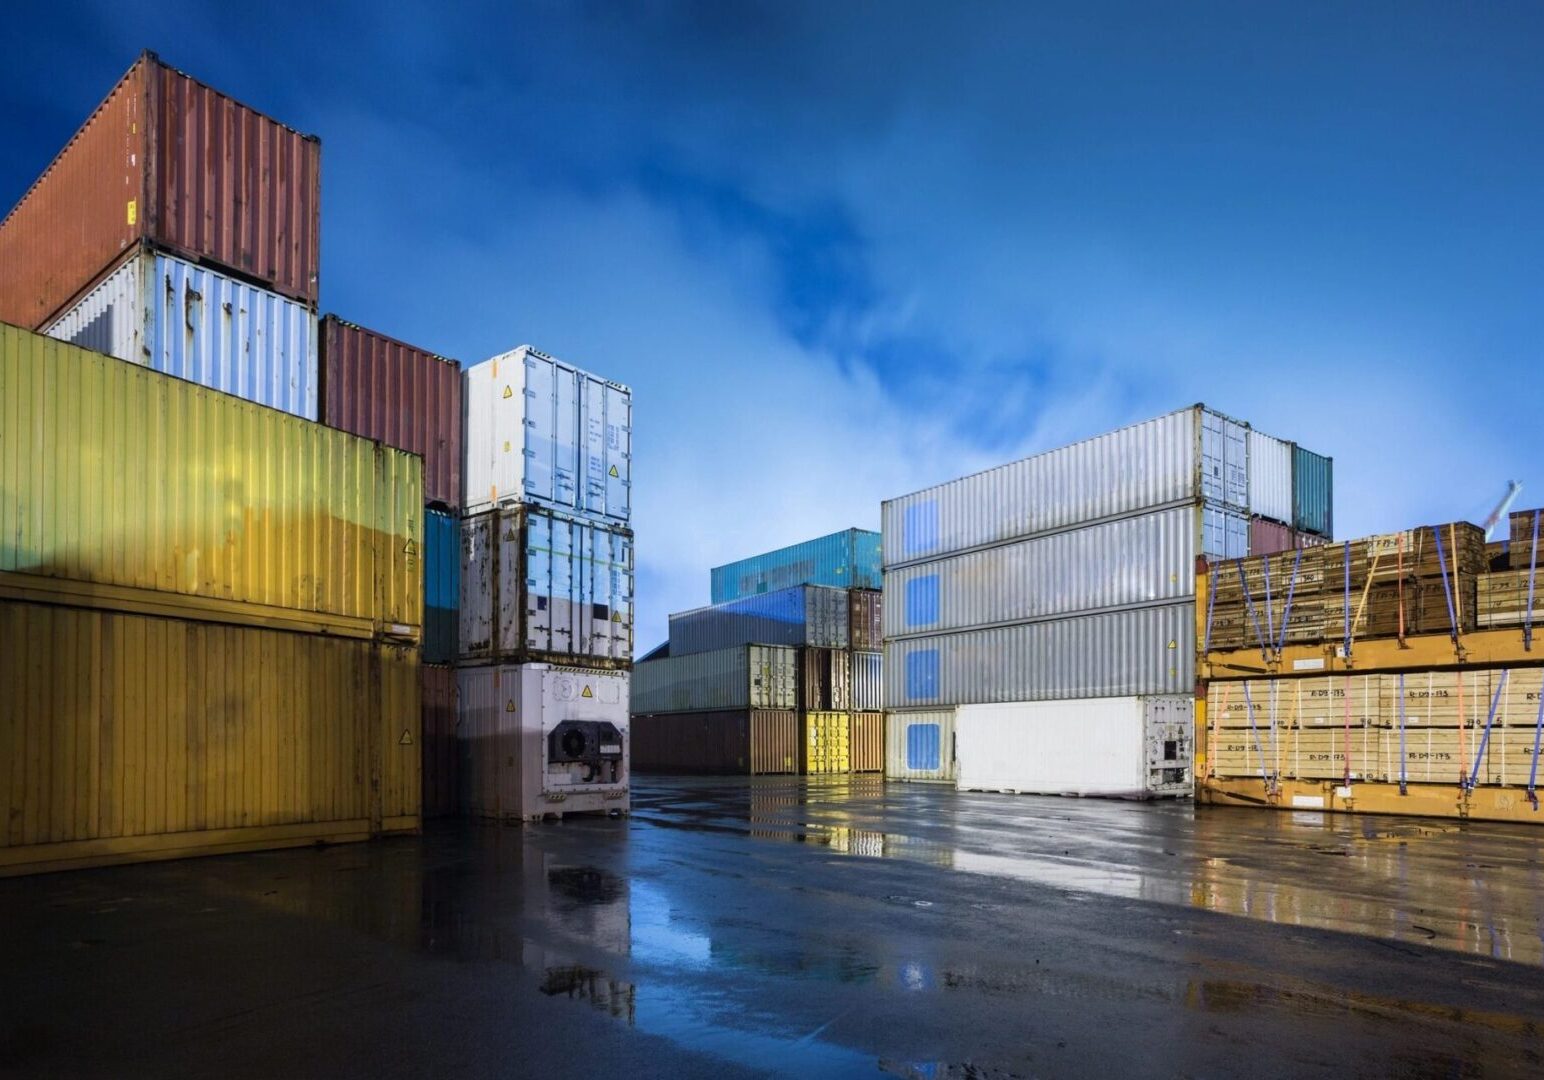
[850,713,883,773]
[632,711,799,775]
[849,589,882,651]
[321,316,463,509]
[0,50,320,329]
[1250,516,1295,557]
[421,664,459,818]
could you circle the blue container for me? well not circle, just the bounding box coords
[670,584,850,656]
[1292,447,1334,538]
[424,508,460,663]
[710,528,882,603]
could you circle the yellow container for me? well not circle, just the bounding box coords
[0,324,421,639]
[802,711,852,775]
[0,599,420,876]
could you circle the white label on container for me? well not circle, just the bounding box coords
[1335,786,1353,799]
[1293,658,1327,671]
[1291,795,1326,808]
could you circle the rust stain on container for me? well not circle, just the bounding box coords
[0,600,419,877]
[631,710,798,775]
[0,50,320,329]
[420,664,459,817]
[321,316,463,510]
[850,713,884,773]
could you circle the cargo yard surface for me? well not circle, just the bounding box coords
[4,777,1542,1079]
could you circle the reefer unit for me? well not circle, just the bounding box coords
[44,245,319,419]
[463,345,631,522]
[669,584,849,656]
[630,644,797,714]
[884,603,1193,708]
[423,509,460,664]
[0,324,422,640]
[885,709,957,782]
[631,710,799,775]
[458,507,633,667]
[0,600,420,877]
[0,50,320,329]
[710,528,882,603]
[882,405,1252,567]
[457,664,630,821]
[320,316,463,509]
[954,696,1192,799]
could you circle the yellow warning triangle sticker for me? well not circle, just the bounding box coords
[611,612,621,622]
[608,465,619,477]
[1167,640,1176,649]
[502,385,513,399]
[581,685,593,698]
[398,729,413,745]
[505,699,516,712]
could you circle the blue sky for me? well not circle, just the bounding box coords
[6,1,1543,648]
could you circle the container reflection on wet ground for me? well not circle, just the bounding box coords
[2,775,1543,1078]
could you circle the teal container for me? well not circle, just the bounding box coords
[711,528,882,603]
[1292,447,1334,538]
[424,508,460,663]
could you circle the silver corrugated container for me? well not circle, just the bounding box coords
[882,405,1251,567]
[852,651,883,710]
[1248,430,1293,526]
[883,603,1194,708]
[885,709,957,782]
[668,585,849,656]
[1200,505,1250,561]
[631,644,797,713]
[884,506,1202,637]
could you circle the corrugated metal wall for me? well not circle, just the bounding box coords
[0,325,421,638]
[0,600,419,876]
[849,589,882,651]
[630,710,798,775]
[883,603,1194,707]
[852,652,883,710]
[630,645,797,713]
[851,713,883,773]
[423,510,460,664]
[1293,447,1334,538]
[884,709,957,782]
[710,528,882,603]
[0,52,320,330]
[320,316,462,510]
[802,712,851,775]
[420,664,458,818]
[44,247,319,420]
[669,585,849,655]
[1248,431,1293,526]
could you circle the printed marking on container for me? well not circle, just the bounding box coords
[581,686,593,698]
[399,730,413,745]
[609,465,619,477]
[503,385,513,399]
[127,199,137,225]
[506,699,516,712]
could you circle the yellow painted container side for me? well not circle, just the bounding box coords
[0,600,420,876]
[802,711,853,775]
[0,324,422,637]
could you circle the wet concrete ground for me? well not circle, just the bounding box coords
[4,777,1544,1078]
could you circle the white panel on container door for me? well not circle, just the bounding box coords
[582,375,606,518]
[523,511,554,654]
[520,349,554,505]
[548,360,580,509]
[1199,410,1225,505]
[1222,416,1248,509]
[604,381,631,520]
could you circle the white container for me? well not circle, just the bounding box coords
[954,695,1192,799]
[1248,430,1293,525]
[631,644,797,713]
[43,246,318,420]
[458,507,633,665]
[882,405,1254,568]
[884,603,1193,708]
[885,709,957,782]
[463,344,631,522]
[668,584,849,656]
[457,663,630,821]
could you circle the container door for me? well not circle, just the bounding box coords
[458,514,495,658]
[602,381,631,522]
[491,353,531,509]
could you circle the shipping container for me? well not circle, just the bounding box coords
[630,710,799,775]
[1248,430,1293,526]
[423,509,460,664]
[421,664,458,818]
[954,696,1192,799]
[463,345,631,522]
[849,588,883,651]
[885,709,957,782]
[882,405,1254,567]
[0,324,421,639]
[1250,516,1296,557]
[669,584,849,656]
[457,664,629,821]
[0,600,418,877]
[320,316,463,509]
[802,712,852,775]
[852,651,883,711]
[710,529,882,603]
[884,505,1203,638]
[884,603,1193,708]
[44,245,319,420]
[630,644,797,714]
[799,647,852,711]
[0,50,320,329]
[1293,446,1334,538]
[851,713,883,773]
[457,506,632,667]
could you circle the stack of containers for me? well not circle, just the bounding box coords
[881,404,1331,797]
[318,316,463,816]
[455,345,635,821]
[633,529,885,775]
[1246,430,1334,555]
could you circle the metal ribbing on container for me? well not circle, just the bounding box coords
[420,664,458,817]
[1248,430,1294,526]
[849,589,883,650]
[1293,446,1334,538]
[668,585,850,655]
[630,645,798,713]
[710,528,882,603]
[883,603,1194,708]
[629,710,800,775]
[884,709,957,782]
[852,652,883,710]
[423,510,460,664]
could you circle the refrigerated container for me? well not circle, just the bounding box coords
[457,506,632,667]
[669,584,849,656]
[953,696,1192,799]
[631,644,797,714]
[321,316,462,509]
[710,528,882,602]
[0,50,320,329]
[1,324,422,639]
[463,345,631,522]
[44,245,319,419]
[457,663,630,821]
[630,710,799,775]
[885,709,957,782]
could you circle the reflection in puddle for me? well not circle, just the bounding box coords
[540,965,636,1024]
